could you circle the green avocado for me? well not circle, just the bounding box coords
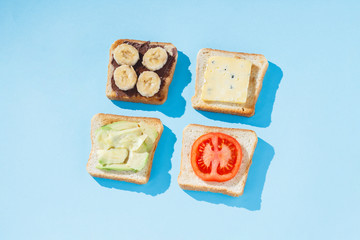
[96,127,142,150]
[107,121,139,131]
[135,141,148,153]
[96,152,149,172]
[126,152,149,171]
[96,163,133,172]
[98,148,128,165]
[95,122,141,149]
[130,134,148,152]
[95,128,112,149]
[139,122,158,151]
[95,121,157,172]
[109,128,142,148]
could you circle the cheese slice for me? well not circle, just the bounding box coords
[201,56,252,104]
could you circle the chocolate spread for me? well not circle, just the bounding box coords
[110,41,177,100]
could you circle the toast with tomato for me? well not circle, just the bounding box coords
[178,124,257,197]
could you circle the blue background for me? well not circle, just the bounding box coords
[1,0,359,239]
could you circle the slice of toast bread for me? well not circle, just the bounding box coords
[178,124,257,197]
[191,48,268,117]
[87,113,163,184]
[106,39,178,105]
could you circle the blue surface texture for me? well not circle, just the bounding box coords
[1,0,359,239]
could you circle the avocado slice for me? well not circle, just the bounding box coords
[99,125,112,131]
[107,121,139,131]
[98,148,128,166]
[135,141,148,153]
[95,121,140,149]
[96,152,148,172]
[95,128,112,149]
[126,151,149,171]
[109,127,142,148]
[95,121,153,172]
[130,134,148,152]
[139,122,158,151]
[96,163,134,172]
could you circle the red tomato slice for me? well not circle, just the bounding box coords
[191,132,242,182]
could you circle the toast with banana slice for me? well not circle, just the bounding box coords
[106,39,178,105]
[87,113,163,184]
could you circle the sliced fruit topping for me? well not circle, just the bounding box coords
[98,148,128,165]
[113,65,137,91]
[106,121,139,131]
[190,132,242,182]
[95,120,158,172]
[126,151,149,171]
[136,71,161,97]
[113,43,139,66]
[139,121,158,151]
[142,47,168,71]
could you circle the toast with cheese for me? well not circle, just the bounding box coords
[192,48,268,117]
[87,113,163,184]
[178,124,257,197]
[106,39,178,105]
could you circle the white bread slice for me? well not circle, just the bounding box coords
[87,113,163,184]
[191,48,268,117]
[178,124,257,197]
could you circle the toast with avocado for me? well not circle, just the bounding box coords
[192,48,268,117]
[87,113,163,184]
[178,124,257,197]
[106,39,178,105]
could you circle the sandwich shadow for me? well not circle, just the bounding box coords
[184,138,274,210]
[93,125,175,196]
[196,62,283,128]
[111,51,192,118]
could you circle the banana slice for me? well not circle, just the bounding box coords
[136,71,161,97]
[142,47,168,71]
[113,65,137,91]
[113,44,139,66]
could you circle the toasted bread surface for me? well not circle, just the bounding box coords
[87,113,163,184]
[178,124,257,197]
[106,39,178,105]
[191,48,268,117]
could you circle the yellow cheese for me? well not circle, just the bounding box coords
[201,56,252,104]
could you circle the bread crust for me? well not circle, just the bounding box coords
[177,124,258,197]
[106,39,178,105]
[191,48,269,117]
[87,113,163,184]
